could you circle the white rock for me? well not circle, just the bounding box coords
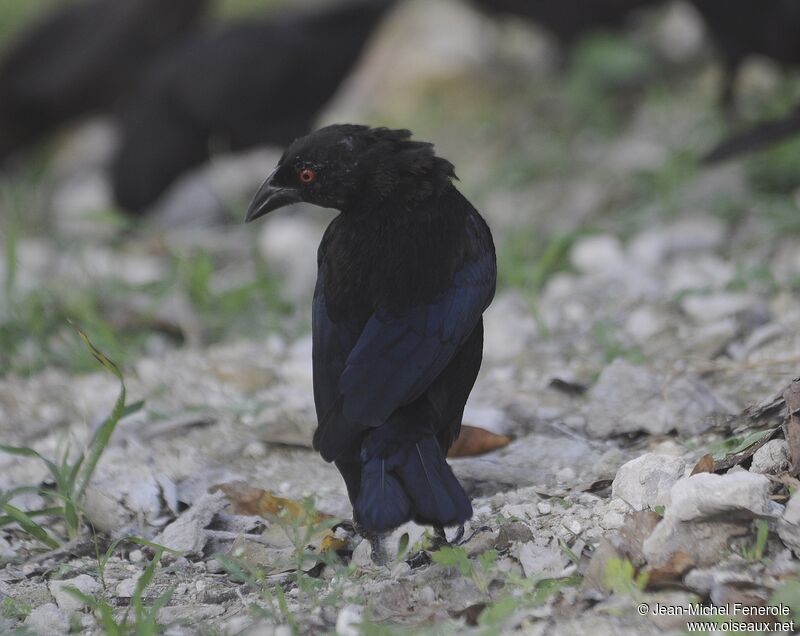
[335,605,364,636]
[569,235,626,274]
[668,471,777,521]
[482,292,538,362]
[681,293,760,324]
[24,603,69,635]
[154,491,227,554]
[351,539,373,568]
[116,576,138,598]
[611,454,686,511]
[319,0,491,123]
[418,586,436,605]
[600,511,626,530]
[586,359,727,437]
[565,519,582,535]
[49,574,100,612]
[606,138,666,173]
[537,502,552,515]
[625,306,667,342]
[750,440,790,475]
[653,1,705,63]
[462,403,508,435]
[501,503,539,521]
[644,471,780,566]
[517,541,566,579]
[628,218,725,268]
[665,256,735,295]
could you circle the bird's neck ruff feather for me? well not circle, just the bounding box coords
[340,127,457,216]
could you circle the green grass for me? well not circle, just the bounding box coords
[0,327,142,547]
[432,546,499,594]
[64,545,174,636]
[215,497,351,634]
[603,557,648,598]
[0,228,294,375]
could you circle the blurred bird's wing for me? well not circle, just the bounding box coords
[313,233,495,462]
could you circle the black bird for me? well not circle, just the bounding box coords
[0,0,208,164]
[688,0,800,110]
[471,0,663,49]
[703,103,800,163]
[111,0,393,214]
[245,125,496,555]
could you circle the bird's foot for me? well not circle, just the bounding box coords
[405,524,465,569]
[352,521,390,566]
[454,524,491,546]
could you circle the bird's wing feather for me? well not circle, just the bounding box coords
[314,243,495,461]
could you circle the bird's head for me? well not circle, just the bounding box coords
[245,124,455,222]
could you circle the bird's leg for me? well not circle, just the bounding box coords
[353,521,389,566]
[429,524,450,551]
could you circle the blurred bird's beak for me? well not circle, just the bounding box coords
[245,170,301,222]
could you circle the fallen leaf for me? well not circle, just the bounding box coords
[617,510,662,566]
[783,379,800,476]
[450,603,487,627]
[645,551,695,587]
[710,581,770,619]
[712,427,781,472]
[548,377,588,396]
[213,482,331,524]
[448,425,511,458]
[320,534,349,553]
[691,454,715,475]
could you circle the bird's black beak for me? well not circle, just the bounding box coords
[245,170,301,222]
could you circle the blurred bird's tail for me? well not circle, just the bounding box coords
[354,426,472,533]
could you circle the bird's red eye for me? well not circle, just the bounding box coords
[298,168,316,184]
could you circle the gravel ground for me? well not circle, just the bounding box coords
[3,1,800,634]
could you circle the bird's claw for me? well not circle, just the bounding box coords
[404,524,467,569]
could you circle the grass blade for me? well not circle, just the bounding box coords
[0,444,64,487]
[0,506,62,526]
[70,326,143,501]
[0,503,59,548]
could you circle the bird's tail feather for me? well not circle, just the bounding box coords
[354,433,472,532]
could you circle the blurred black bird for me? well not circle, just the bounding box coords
[471,0,663,49]
[0,0,208,164]
[245,125,496,556]
[111,0,393,214]
[703,103,800,163]
[688,0,800,111]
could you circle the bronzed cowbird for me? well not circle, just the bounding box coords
[111,0,393,213]
[245,125,496,557]
[0,0,208,164]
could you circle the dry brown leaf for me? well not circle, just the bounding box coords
[783,379,800,476]
[645,551,695,587]
[691,453,715,475]
[320,534,349,553]
[450,603,487,627]
[448,425,511,458]
[214,481,331,524]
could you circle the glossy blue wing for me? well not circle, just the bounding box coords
[311,268,359,453]
[314,248,495,461]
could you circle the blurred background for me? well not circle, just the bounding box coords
[1,0,799,383]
